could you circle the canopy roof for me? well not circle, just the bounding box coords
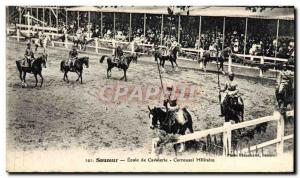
[66,6,294,20]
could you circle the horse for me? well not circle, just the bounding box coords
[199,48,228,73]
[34,35,52,52]
[16,53,47,88]
[275,77,294,113]
[60,57,89,84]
[221,95,244,123]
[148,106,194,154]
[99,53,138,82]
[153,46,180,71]
[72,34,94,51]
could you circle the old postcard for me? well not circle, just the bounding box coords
[6,6,295,172]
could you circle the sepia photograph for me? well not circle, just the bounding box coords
[5,5,295,173]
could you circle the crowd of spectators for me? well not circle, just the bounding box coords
[9,14,294,59]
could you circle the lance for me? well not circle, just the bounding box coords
[155,47,164,94]
[216,51,222,116]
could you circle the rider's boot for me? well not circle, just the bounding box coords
[219,104,225,117]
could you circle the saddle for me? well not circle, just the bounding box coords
[66,58,77,71]
[21,58,35,68]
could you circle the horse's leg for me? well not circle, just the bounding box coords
[124,69,127,82]
[19,69,23,81]
[171,61,175,71]
[39,73,44,87]
[22,72,26,83]
[120,69,125,80]
[106,68,110,78]
[34,74,38,87]
[65,71,69,83]
[76,71,80,82]
[80,71,83,84]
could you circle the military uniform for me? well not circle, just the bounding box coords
[24,43,34,68]
[68,47,78,70]
[277,69,294,94]
[114,45,126,66]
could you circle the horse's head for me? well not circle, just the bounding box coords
[82,57,89,68]
[148,106,159,129]
[153,49,162,61]
[36,53,47,68]
[131,53,138,64]
[148,106,167,130]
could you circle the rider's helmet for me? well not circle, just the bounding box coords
[282,63,288,71]
[166,83,174,91]
[228,71,235,80]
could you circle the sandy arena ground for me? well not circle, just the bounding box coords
[6,40,294,155]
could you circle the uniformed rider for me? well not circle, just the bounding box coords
[68,45,78,70]
[24,41,35,68]
[276,63,294,95]
[219,71,240,117]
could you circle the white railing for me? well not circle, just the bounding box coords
[7,24,291,77]
[152,110,294,156]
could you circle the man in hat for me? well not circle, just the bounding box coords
[163,84,178,111]
[276,63,294,96]
[68,45,78,71]
[219,71,241,117]
[24,41,35,68]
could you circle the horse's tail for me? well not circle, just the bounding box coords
[100,55,109,63]
[60,61,65,72]
[16,60,22,73]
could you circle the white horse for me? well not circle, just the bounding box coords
[34,34,52,52]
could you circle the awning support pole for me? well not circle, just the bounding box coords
[275,19,280,58]
[129,13,132,42]
[160,14,163,45]
[143,13,146,37]
[113,12,116,39]
[100,12,103,38]
[222,17,226,50]
[243,17,248,57]
[177,15,181,43]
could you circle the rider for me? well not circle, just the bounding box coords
[165,38,172,56]
[24,41,35,68]
[68,45,78,71]
[114,43,125,66]
[162,84,179,125]
[219,71,241,117]
[276,63,294,96]
[219,46,233,74]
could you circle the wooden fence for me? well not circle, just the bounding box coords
[152,110,294,156]
[7,24,289,77]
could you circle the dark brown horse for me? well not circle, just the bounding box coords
[153,46,180,71]
[99,54,138,81]
[60,57,89,84]
[16,53,47,88]
[148,106,194,154]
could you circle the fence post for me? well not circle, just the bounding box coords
[151,137,160,155]
[228,55,232,74]
[95,38,98,53]
[259,57,264,77]
[131,42,135,54]
[17,29,20,42]
[64,33,68,49]
[112,40,116,55]
[51,33,54,47]
[223,122,232,156]
[275,111,284,155]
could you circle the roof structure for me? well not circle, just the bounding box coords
[66,6,294,20]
